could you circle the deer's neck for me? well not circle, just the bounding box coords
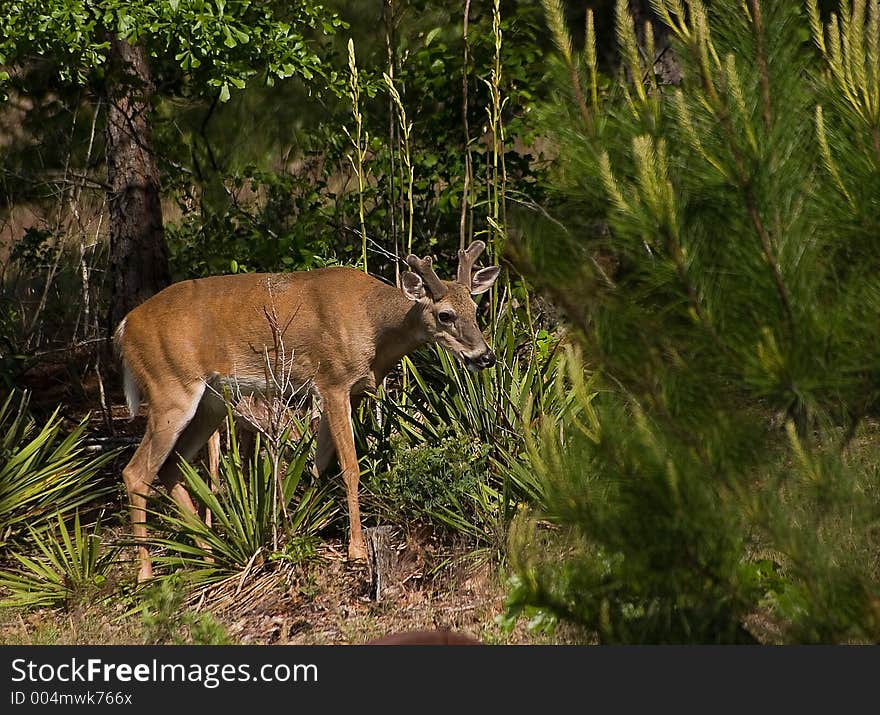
[370,287,431,382]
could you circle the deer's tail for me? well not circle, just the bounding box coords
[113,318,141,420]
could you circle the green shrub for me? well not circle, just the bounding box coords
[138,575,231,645]
[0,391,114,546]
[366,430,492,535]
[0,512,119,609]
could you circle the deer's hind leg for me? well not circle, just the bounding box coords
[122,382,208,583]
[157,388,227,515]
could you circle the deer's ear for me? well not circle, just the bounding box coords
[470,265,501,295]
[402,271,427,301]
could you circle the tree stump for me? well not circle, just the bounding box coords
[365,526,397,601]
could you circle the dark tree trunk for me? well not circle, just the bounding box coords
[105,36,170,333]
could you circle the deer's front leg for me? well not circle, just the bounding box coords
[322,390,367,561]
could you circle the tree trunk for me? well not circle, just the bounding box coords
[105,36,170,333]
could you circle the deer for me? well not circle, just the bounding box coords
[113,240,500,582]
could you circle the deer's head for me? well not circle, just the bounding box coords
[402,241,501,370]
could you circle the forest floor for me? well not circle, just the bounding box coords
[0,531,574,645]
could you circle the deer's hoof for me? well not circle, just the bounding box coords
[348,543,367,562]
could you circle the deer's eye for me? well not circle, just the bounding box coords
[438,310,457,325]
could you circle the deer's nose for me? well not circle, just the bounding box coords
[474,349,496,369]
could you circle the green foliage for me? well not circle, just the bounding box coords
[166,165,343,277]
[365,429,495,539]
[0,391,114,546]
[159,0,551,281]
[509,373,763,643]
[0,512,119,609]
[365,307,569,453]
[496,572,559,636]
[0,0,343,99]
[151,426,336,582]
[9,227,56,273]
[359,311,570,546]
[138,574,230,645]
[507,0,880,643]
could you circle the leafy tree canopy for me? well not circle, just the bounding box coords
[0,0,345,100]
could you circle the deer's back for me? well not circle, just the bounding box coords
[117,267,390,395]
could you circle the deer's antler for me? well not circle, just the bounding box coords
[405,254,448,298]
[457,240,486,288]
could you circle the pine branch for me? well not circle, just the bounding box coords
[749,0,773,129]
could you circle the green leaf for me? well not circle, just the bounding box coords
[424,27,442,46]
